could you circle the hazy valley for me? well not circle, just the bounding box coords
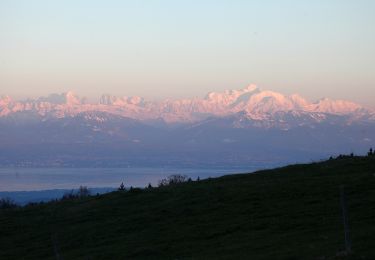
[1,85,374,167]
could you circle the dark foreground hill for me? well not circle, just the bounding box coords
[1,156,375,259]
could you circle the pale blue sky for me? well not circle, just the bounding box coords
[0,0,374,106]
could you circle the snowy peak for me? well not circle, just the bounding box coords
[0,95,12,106]
[0,95,13,116]
[99,95,145,107]
[289,94,310,109]
[309,98,362,115]
[247,91,294,111]
[37,91,81,105]
[205,84,260,104]
[65,91,81,105]
[202,86,312,116]
[0,85,372,126]
[99,94,117,105]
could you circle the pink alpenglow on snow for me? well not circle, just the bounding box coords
[0,85,372,123]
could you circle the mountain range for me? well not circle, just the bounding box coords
[0,85,374,167]
[1,84,373,124]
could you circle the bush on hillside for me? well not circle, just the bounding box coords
[78,186,90,198]
[158,174,188,187]
[62,186,91,200]
[0,198,18,209]
[118,182,125,191]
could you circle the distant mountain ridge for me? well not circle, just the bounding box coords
[1,85,373,125]
[0,85,374,167]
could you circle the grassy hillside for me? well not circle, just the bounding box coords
[1,156,375,259]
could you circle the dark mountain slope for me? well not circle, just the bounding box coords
[1,156,375,259]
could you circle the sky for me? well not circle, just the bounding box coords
[0,0,374,107]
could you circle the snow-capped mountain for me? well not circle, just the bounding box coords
[0,84,372,126]
[0,85,373,167]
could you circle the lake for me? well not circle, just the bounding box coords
[0,166,267,205]
[0,166,265,192]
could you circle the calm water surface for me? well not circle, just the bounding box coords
[0,166,261,192]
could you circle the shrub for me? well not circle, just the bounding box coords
[158,174,188,187]
[62,186,91,200]
[0,198,18,209]
[62,190,77,200]
[78,186,90,198]
[118,182,125,191]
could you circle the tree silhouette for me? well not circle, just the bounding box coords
[118,182,125,191]
[0,198,18,209]
[78,186,90,198]
[158,174,188,187]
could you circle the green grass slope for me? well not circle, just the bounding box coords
[1,156,375,259]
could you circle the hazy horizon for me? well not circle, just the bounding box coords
[1,84,375,110]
